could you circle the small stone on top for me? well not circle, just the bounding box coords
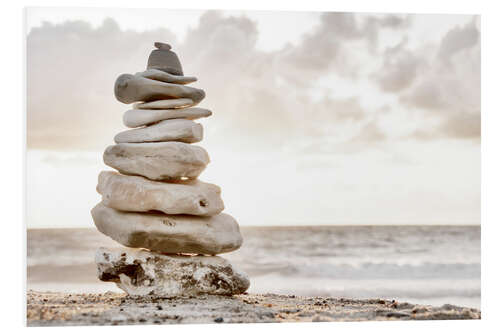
[154,42,172,50]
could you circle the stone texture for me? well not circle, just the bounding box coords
[91,203,243,255]
[114,119,203,144]
[95,247,250,296]
[135,69,197,85]
[123,108,212,128]
[27,291,481,326]
[154,42,171,50]
[134,98,194,109]
[97,171,224,216]
[114,74,205,104]
[147,44,184,75]
[103,142,209,181]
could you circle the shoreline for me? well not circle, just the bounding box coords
[27,290,480,326]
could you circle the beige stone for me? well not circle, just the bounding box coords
[135,69,197,85]
[92,203,242,255]
[96,247,250,296]
[103,142,209,181]
[114,74,205,104]
[123,108,212,128]
[97,171,224,216]
[114,119,203,144]
[134,98,194,110]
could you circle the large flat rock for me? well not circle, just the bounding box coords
[114,119,203,144]
[103,142,209,181]
[91,203,243,255]
[97,171,224,216]
[95,247,250,297]
[123,108,212,128]
[114,74,205,104]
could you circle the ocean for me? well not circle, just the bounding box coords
[27,225,480,309]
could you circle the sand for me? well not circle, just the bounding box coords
[27,290,480,326]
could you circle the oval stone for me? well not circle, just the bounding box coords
[103,142,209,181]
[97,171,224,216]
[123,108,212,128]
[92,203,242,255]
[114,74,205,104]
[114,119,203,144]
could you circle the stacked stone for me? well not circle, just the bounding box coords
[91,42,250,297]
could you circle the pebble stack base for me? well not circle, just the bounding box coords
[96,247,250,297]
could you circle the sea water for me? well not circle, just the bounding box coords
[27,225,480,309]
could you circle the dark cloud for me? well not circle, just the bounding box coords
[438,18,479,62]
[378,14,412,28]
[374,38,425,92]
[401,79,446,110]
[280,13,411,78]
[440,111,481,138]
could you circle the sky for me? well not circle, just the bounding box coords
[26,8,480,227]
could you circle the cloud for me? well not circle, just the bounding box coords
[373,17,481,140]
[377,14,412,29]
[374,38,425,92]
[279,13,411,79]
[440,111,481,139]
[27,11,480,153]
[174,11,398,149]
[350,120,387,143]
[408,111,481,140]
[401,79,446,110]
[438,18,479,62]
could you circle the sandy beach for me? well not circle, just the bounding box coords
[27,290,480,326]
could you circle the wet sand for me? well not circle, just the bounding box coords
[27,290,480,326]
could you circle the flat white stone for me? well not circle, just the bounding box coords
[134,98,195,110]
[97,171,224,216]
[114,119,203,144]
[103,142,209,181]
[96,247,250,296]
[123,108,212,128]
[92,203,243,255]
[135,69,197,85]
[114,74,205,104]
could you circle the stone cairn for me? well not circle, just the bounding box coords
[91,42,249,296]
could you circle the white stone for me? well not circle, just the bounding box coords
[135,69,197,85]
[123,108,212,128]
[97,171,224,216]
[103,142,209,181]
[91,203,243,255]
[114,119,203,144]
[134,98,194,110]
[96,247,250,296]
[114,74,205,104]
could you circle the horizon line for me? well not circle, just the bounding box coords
[27,223,481,230]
